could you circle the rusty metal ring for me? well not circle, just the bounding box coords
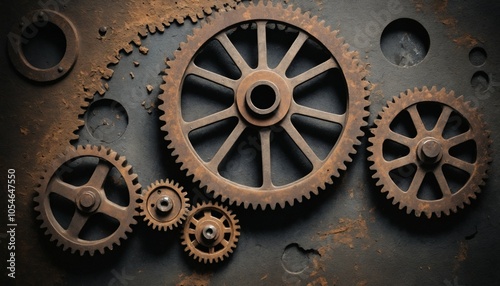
[7,9,79,82]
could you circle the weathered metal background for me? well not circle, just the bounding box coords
[1,0,499,285]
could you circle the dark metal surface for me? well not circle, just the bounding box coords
[1,0,500,285]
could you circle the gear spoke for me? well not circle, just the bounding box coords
[407,105,426,132]
[183,105,238,132]
[87,160,111,188]
[434,167,452,198]
[290,58,338,87]
[257,21,268,68]
[445,154,475,174]
[48,177,79,201]
[407,167,426,197]
[386,130,414,147]
[65,210,89,238]
[291,102,345,126]
[282,120,322,170]
[99,198,129,221]
[275,31,308,74]
[260,129,273,188]
[207,121,246,171]
[446,130,473,148]
[386,155,413,171]
[186,63,238,90]
[215,33,251,75]
[433,105,453,135]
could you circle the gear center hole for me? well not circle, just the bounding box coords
[22,21,67,69]
[247,83,280,116]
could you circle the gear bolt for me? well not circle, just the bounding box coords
[78,191,97,210]
[417,138,443,164]
[202,225,218,241]
[156,196,173,213]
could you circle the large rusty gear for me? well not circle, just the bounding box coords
[34,145,141,255]
[139,179,190,231]
[181,202,240,264]
[159,1,370,210]
[368,86,492,218]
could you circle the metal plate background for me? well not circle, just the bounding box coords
[0,0,499,285]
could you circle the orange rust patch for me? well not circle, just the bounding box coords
[316,215,370,250]
[453,34,479,48]
[177,272,212,286]
[307,276,329,286]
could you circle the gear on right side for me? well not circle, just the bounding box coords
[181,202,240,264]
[140,179,190,231]
[368,86,492,218]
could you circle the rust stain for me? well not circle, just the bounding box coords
[356,280,368,286]
[456,241,468,262]
[452,240,468,274]
[177,272,212,286]
[316,215,370,251]
[307,276,328,286]
[453,34,479,48]
[412,0,481,48]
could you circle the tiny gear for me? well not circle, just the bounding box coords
[159,1,369,210]
[181,202,240,264]
[368,87,491,218]
[139,179,190,231]
[34,145,141,255]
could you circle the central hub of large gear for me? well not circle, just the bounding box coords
[417,137,443,165]
[76,187,101,213]
[236,70,291,127]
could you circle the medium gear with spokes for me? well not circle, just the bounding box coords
[181,202,240,264]
[159,1,370,210]
[140,179,190,231]
[368,87,491,218]
[34,145,141,255]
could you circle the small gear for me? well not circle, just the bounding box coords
[368,87,492,218]
[139,179,190,231]
[181,202,240,264]
[34,145,141,255]
[159,1,369,210]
